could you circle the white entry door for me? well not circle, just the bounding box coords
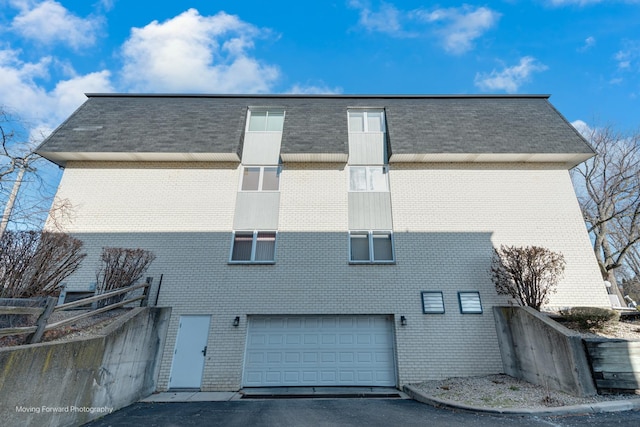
[243,315,396,387]
[169,315,211,389]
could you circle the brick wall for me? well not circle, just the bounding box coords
[48,160,610,390]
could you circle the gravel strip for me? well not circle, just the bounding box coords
[43,308,129,342]
[562,319,640,340]
[411,374,638,409]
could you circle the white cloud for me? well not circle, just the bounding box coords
[412,5,501,55]
[349,2,500,54]
[0,48,113,135]
[474,56,548,93]
[10,0,102,49]
[570,119,592,138]
[348,0,405,36]
[120,9,279,93]
[578,36,596,52]
[547,0,640,5]
[547,0,603,5]
[614,40,640,71]
[0,8,283,137]
[0,48,52,118]
[51,71,113,115]
[99,0,115,11]
[286,83,343,94]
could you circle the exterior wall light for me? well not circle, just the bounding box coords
[233,316,240,327]
[400,316,407,326]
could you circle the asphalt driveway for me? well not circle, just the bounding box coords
[83,398,640,427]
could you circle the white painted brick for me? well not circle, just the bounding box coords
[47,161,609,391]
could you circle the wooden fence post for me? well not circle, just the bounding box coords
[27,297,57,344]
[141,277,153,307]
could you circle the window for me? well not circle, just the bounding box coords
[247,110,284,132]
[230,231,276,263]
[349,231,394,263]
[348,110,385,133]
[422,292,445,314]
[349,166,389,192]
[458,291,483,314]
[240,166,280,191]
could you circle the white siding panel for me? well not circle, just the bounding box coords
[242,132,282,165]
[233,192,280,230]
[348,133,387,165]
[348,192,393,229]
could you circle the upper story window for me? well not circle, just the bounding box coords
[230,231,277,263]
[349,166,389,192]
[349,231,394,264]
[247,110,285,132]
[241,166,281,191]
[348,109,385,133]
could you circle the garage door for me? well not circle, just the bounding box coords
[242,315,396,387]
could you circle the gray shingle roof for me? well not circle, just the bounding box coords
[36,94,594,166]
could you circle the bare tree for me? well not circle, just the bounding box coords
[96,247,156,306]
[491,245,566,311]
[570,124,640,300]
[0,231,86,298]
[620,245,640,303]
[0,108,66,236]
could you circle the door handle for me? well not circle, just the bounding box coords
[202,346,207,357]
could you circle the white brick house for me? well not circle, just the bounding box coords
[37,94,610,391]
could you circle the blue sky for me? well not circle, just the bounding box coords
[0,0,638,229]
[0,0,639,143]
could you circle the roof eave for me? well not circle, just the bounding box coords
[388,152,594,168]
[36,151,242,167]
[83,93,552,100]
[38,150,594,168]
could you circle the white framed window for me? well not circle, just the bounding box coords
[349,166,389,192]
[348,109,385,133]
[349,231,394,263]
[458,291,483,314]
[247,110,285,132]
[422,291,445,314]
[230,231,277,263]
[240,166,281,191]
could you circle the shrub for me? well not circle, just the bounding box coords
[0,230,86,298]
[560,306,620,330]
[491,245,566,311]
[95,247,155,307]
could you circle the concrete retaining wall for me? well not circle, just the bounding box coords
[493,306,596,397]
[0,307,171,427]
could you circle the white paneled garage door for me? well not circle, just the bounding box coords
[242,315,396,387]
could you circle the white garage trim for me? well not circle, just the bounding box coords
[242,315,396,387]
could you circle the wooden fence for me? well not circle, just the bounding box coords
[584,338,640,391]
[0,282,150,344]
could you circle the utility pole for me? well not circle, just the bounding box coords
[0,163,26,239]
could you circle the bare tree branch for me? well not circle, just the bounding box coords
[491,245,566,310]
[0,231,86,298]
[95,248,156,307]
[571,123,640,294]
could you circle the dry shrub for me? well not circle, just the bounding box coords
[491,245,566,311]
[0,230,86,298]
[95,247,155,307]
[560,306,620,331]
